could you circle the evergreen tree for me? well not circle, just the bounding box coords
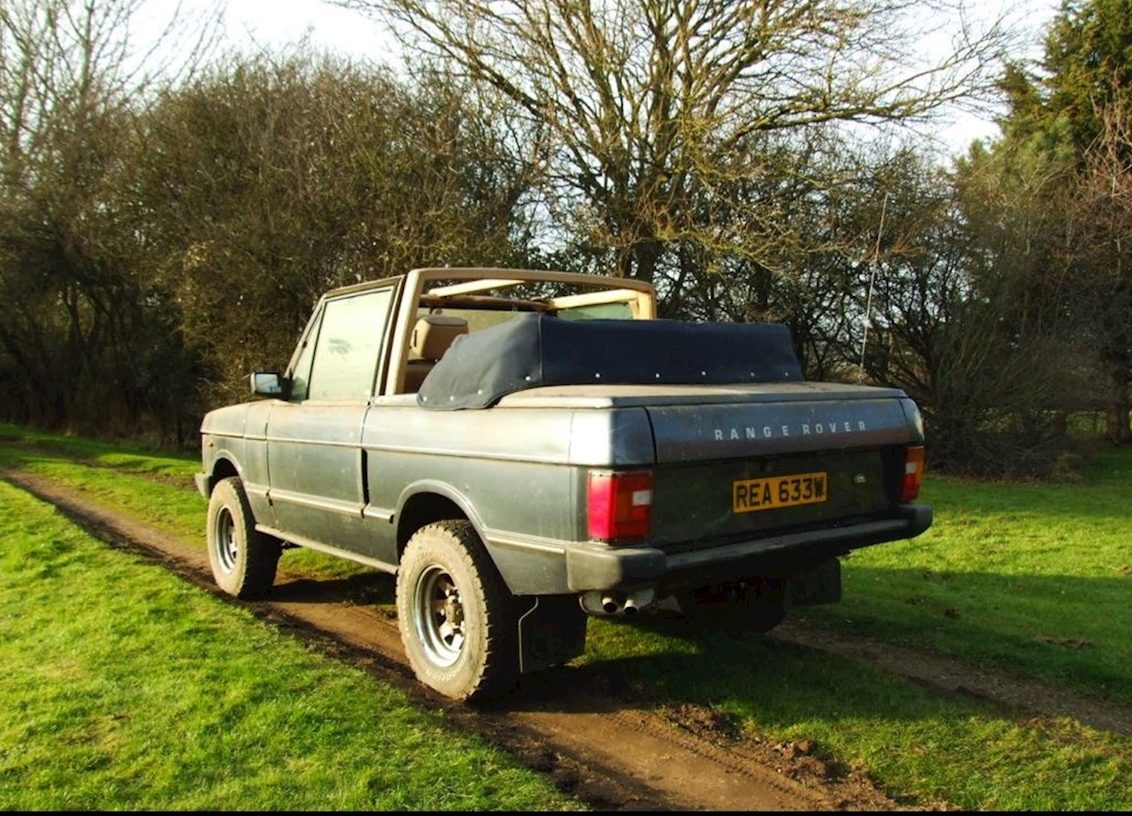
[976,0,1132,444]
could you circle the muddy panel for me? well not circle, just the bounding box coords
[649,449,893,549]
[647,398,916,463]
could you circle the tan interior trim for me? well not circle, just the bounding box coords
[413,267,655,294]
[548,288,654,316]
[426,278,526,297]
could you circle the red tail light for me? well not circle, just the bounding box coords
[587,470,653,541]
[901,446,925,502]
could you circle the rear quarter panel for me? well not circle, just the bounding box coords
[362,398,654,594]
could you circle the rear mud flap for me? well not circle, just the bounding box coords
[516,594,588,674]
[788,557,842,606]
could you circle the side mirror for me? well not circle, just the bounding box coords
[250,371,287,398]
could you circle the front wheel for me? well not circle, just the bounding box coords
[396,520,518,701]
[206,476,280,599]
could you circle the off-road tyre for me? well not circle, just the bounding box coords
[396,520,518,702]
[206,476,281,599]
[676,577,789,634]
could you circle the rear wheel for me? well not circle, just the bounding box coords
[675,577,789,633]
[396,520,518,702]
[206,476,280,599]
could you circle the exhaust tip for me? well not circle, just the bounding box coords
[581,590,654,617]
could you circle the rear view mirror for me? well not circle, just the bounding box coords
[250,371,285,397]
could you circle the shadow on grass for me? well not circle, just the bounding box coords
[258,554,1130,721]
[505,607,961,729]
[272,571,395,606]
[505,563,1132,725]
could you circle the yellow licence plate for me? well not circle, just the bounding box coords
[733,472,828,513]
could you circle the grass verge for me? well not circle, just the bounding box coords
[0,480,582,810]
[803,447,1132,705]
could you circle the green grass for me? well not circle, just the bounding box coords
[1,422,1130,809]
[0,480,583,811]
[0,423,371,584]
[580,616,1129,809]
[801,447,1132,704]
[0,422,198,481]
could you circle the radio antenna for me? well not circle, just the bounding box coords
[858,192,889,384]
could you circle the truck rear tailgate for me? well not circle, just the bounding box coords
[644,395,920,552]
[649,448,899,550]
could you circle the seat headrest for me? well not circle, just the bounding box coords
[410,314,469,361]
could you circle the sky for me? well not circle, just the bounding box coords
[135,0,1063,154]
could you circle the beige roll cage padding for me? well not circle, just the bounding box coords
[384,267,658,396]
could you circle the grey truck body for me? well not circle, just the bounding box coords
[195,267,931,698]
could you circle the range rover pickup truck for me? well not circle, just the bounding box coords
[195,267,932,701]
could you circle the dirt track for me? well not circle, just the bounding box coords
[4,466,1129,811]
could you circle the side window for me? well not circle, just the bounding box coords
[288,309,322,402]
[306,288,394,401]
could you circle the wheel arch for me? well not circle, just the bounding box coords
[204,455,241,495]
[394,481,486,560]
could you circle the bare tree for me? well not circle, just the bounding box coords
[338,0,1014,284]
[850,140,1103,476]
[134,52,541,406]
[983,0,1132,446]
[0,0,216,435]
[0,0,216,188]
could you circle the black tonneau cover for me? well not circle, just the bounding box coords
[417,314,803,410]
